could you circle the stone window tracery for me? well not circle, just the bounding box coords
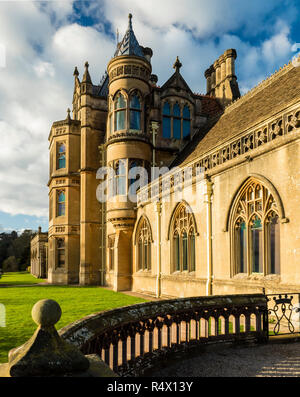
[231,179,281,276]
[136,217,152,271]
[171,202,196,273]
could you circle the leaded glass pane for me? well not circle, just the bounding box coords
[163,102,171,115]
[174,233,180,271]
[115,94,126,109]
[163,116,171,138]
[58,155,66,169]
[130,110,141,130]
[58,144,65,153]
[251,216,263,273]
[183,119,190,138]
[138,240,143,270]
[173,103,180,117]
[269,215,280,274]
[182,232,188,271]
[115,110,126,131]
[190,233,195,272]
[130,95,141,109]
[183,105,190,119]
[173,118,181,139]
[236,221,247,273]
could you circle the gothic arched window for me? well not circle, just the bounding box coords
[170,202,196,273]
[231,179,281,275]
[114,93,126,131]
[130,94,141,130]
[136,217,152,271]
[57,143,66,169]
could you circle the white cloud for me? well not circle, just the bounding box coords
[0,0,298,223]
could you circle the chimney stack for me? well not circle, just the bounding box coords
[204,48,240,107]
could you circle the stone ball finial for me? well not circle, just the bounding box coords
[31,299,62,327]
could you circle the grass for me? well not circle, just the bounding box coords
[0,271,44,285]
[0,272,147,364]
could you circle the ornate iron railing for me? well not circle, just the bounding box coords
[265,292,300,336]
[59,294,268,377]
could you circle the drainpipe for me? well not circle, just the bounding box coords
[155,201,162,298]
[99,144,105,286]
[151,121,159,168]
[204,177,213,296]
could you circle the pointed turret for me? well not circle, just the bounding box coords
[82,61,92,84]
[114,14,145,58]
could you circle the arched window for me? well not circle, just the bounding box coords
[130,94,141,130]
[170,202,196,273]
[162,102,191,139]
[114,93,126,131]
[57,191,65,217]
[231,179,281,275]
[57,143,66,169]
[136,217,152,271]
[162,102,171,138]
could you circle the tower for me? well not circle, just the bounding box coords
[48,109,81,284]
[105,14,153,291]
[204,49,240,107]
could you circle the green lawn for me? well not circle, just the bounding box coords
[0,271,43,285]
[0,272,147,364]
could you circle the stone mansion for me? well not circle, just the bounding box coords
[31,14,300,298]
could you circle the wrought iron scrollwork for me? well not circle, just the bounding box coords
[267,294,295,335]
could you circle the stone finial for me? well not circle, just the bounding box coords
[7,299,90,377]
[82,61,92,84]
[73,66,79,77]
[31,299,61,327]
[128,13,133,29]
[66,108,71,121]
[173,56,182,73]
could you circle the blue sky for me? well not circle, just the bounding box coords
[0,0,299,233]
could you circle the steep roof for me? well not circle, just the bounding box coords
[175,62,300,167]
[114,14,145,58]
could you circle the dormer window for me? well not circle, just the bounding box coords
[162,102,191,139]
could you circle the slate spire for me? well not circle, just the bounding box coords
[114,14,144,58]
